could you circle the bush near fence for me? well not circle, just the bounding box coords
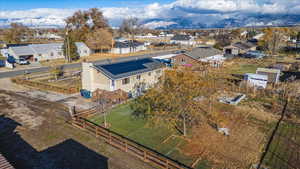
[71,115,192,169]
[12,78,80,94]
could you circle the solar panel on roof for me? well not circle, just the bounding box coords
[99,58,154,76]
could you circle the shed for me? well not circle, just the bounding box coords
[256,68,281,84]
[244,73,268,89]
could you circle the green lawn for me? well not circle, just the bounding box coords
[89,103,209,168]
[229,63,262,74]
[227,59,274,75]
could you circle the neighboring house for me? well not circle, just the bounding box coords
[7,42,91,62]
[224,42,257,56]
[171,47,223,66]
[159,31,174,37]
[111,40,146,54]
[82,58,165,95]
[35,32,63,40]
[256,68,281,84]
[244,73,268,89]
[170,35,196,46]
[152,54,177,67]
[75,42,91,57]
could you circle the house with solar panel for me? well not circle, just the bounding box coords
[82,58,165,95]
[111,40,146,54]
[7,42,91,62]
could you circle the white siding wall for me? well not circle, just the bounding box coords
[78,46,91,57]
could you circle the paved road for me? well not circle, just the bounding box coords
[0,50,176,79]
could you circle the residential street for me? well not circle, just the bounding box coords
[0,50,175,79]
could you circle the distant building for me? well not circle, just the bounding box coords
[244,73,268,89]
[256,68,281,84]
[170,35,196,46]
[171,47,224,66]
[224,42,257,56]
[7,42,91,62]
[35,32,63,40]
[111,40,146,54]
[82,58,165,95]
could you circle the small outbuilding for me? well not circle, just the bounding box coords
[244,73,268,89]
[256,68,281,84]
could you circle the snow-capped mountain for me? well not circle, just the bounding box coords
[141,14,300,29]
[1,13,300,29]
[1,1,300,30]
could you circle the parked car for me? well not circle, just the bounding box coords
[18,58,30,65]
[173,50,186,54]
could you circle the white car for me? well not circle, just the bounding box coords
[18,59,30,65]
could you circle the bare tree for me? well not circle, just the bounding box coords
[86,29,113,53]
[4,23,31,44]
[65,8,111,42]
[119,17,141,40]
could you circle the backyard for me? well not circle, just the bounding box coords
[225,58,275,75]
[89,103,210,169]
[263,121,300,169]
[12,69,82,94]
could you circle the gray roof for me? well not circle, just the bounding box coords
[93,58,164,80]
[171,35,191,41]
[30,43,63,54]
[113,40,144,49]
[233,42,256,50]
[10,42,86,56]
[10,45,35,56]
[185,47,223,60]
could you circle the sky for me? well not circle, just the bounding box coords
[0,0,174,10]
[0,0,300,28]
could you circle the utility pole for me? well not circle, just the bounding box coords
[67,34,71,63]
[65,29,71,63]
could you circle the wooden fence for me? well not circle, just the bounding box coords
[12,78,80,94]
[71,115,192,169]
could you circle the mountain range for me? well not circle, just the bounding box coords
[142,14,300,29]
[0,12,300,29]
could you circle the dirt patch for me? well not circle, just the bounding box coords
[0,90,154,169]
[182,121,266,168]
[0,93,46,130]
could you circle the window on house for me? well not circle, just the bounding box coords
[50,52,54,56]
[122,78,130,85]
[136,75,141,80]
[148,72,152,76]
[112,80,115,87]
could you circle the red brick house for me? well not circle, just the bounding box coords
[171,47,223,67]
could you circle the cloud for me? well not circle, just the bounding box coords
[0,0,300,28]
